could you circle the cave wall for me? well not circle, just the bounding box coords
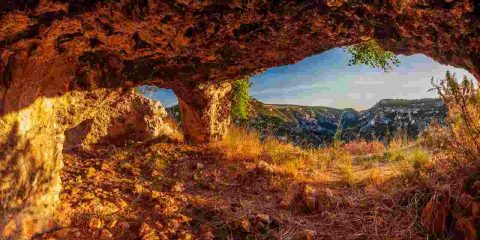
[1,0,480,238]
[0,46,125,239]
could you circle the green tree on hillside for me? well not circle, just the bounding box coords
[346,40,401,72]
[231,77,251,122]
[333,113,344,147]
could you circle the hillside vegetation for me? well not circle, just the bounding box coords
[247,98,446,147]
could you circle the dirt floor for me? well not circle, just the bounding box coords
[34,141,431,240]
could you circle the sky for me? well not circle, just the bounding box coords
[144,47,475,110]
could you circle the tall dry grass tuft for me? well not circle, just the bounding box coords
[343,139,386,156]
[210,126,263,160]
[210,126,324,177]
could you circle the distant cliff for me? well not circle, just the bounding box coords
[247,98,447,147]
[168,98,447,147]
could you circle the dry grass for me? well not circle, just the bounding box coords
[343,139,386,156]
[210,126,435,188]
[210,126,263,160]
[206,127,435,239]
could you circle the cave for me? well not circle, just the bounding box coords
[1,0,479,239]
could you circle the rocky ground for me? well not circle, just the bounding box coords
[34,139,435,240]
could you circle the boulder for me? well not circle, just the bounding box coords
[64,90,182,149]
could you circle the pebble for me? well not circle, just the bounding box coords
[100,229,113,239]
[196,163,204,170]
[256,213,271,224]
[88,218,104,229]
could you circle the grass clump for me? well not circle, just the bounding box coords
[406,148,431,170]
[210,126,263,160]
[343,139,386,156]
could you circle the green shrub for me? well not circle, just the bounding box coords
[333,113,344,147]
[346,40,401,72]
[407,148,431,170]
[231,77,251,122]
[430,71,480,162]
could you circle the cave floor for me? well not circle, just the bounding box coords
[33,141,428,240]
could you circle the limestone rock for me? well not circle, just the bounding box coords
[64,90,182,149]
[300,229,317,240]
[177,82,232,143]
[234,218,251,233]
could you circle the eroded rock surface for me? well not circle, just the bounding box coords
[0,88,123,239]
[177,82,232,143]
[64,90,181,150]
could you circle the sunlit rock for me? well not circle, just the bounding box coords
[64,90,182,149]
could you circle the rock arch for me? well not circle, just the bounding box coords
[1,0,479,238]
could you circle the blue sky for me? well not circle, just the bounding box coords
[145,48,474,110]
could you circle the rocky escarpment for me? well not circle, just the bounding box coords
[345,98,447,141]
[247,98,446,147]
[1,0,480,238]
[247,99,358,146]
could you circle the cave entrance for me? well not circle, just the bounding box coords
[136,86,180,122]
[245,46,476,148]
